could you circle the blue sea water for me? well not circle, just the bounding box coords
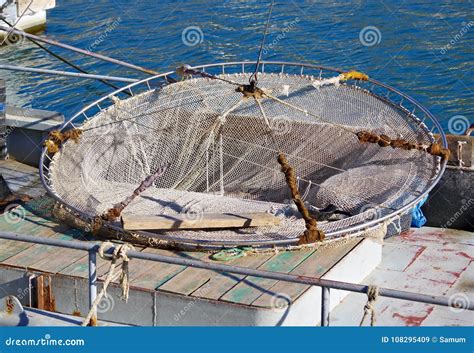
[0,0,472,132]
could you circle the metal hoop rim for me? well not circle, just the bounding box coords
[39,61,447,246]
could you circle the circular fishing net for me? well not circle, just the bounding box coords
[42,63,446,247]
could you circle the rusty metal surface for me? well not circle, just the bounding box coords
[436,134,473,169]
[0,294,28,326]
[36,274,55,312]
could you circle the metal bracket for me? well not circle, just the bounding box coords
[457,141,467,167]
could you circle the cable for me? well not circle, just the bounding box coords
[249,0,275,86]
[0,18,131,96]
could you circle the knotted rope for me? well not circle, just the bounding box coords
[356,131,450,160]
[81,241,134,326]
[359,285,379,326]
[277,152,325,244]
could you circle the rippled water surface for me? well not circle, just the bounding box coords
[0,0,472,131]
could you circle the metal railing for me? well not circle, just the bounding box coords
[0,230,472,326]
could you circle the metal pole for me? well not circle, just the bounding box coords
[0,64,139,83]
[0,231,473,311]
[0,79,7,159]
[88,250,97,326]
[0,18,128,95]
[0,27,159,76]
[321,287,330,326]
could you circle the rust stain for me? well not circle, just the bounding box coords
[428,278,454,286]
[399,230,415,240]
[403,246,426,271]
[37,275,56,312]
[392,306,434,326]
[88,315,98,327]
[447,262,470,281]
[439,248,456,252]
[447,270,462,279]
[72,310,82,317]
[5,297,14,315]
[457,252,474,262]
[400,230,461,245]
[379,305,390,315]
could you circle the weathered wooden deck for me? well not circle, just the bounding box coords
[0,161,474,325]
[0,159,383,325]
[0,194,380,325]
[0,159,471,326]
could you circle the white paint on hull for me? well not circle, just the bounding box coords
[0,0,55,41]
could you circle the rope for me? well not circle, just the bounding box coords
[81,241,134,326]
[210,247,252,261]
[102,163,170,221]
[179,66,445,162]
[359,285,379,326]
[357,131,450,160]
[277,152,325,244]
[311,71,369,89]
[249,0,275,85]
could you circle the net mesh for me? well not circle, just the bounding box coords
[48,72,439,245]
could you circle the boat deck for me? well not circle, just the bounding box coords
[0,195,380,325]
[0,159,471,326]
[332,227,473,326]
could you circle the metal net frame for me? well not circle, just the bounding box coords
[39,61,447,248]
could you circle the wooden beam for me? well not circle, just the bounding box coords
[121,212,280,231]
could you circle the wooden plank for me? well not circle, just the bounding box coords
[190,253,274,300]
[59,253,116,279]
[128,248,183,280]
[0,160,46,199]
[131,249,209,290]
[219,249,315,305]
[0,205,70,262]
[58,257,91,278]
[0,236,37,262]
[121,212,279,231]
[158,252,273,296]
[25,229,94,273]
[59,242,146,279]
[251,238,362,308]
[158,263,213,295]
[3,227,88,270]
